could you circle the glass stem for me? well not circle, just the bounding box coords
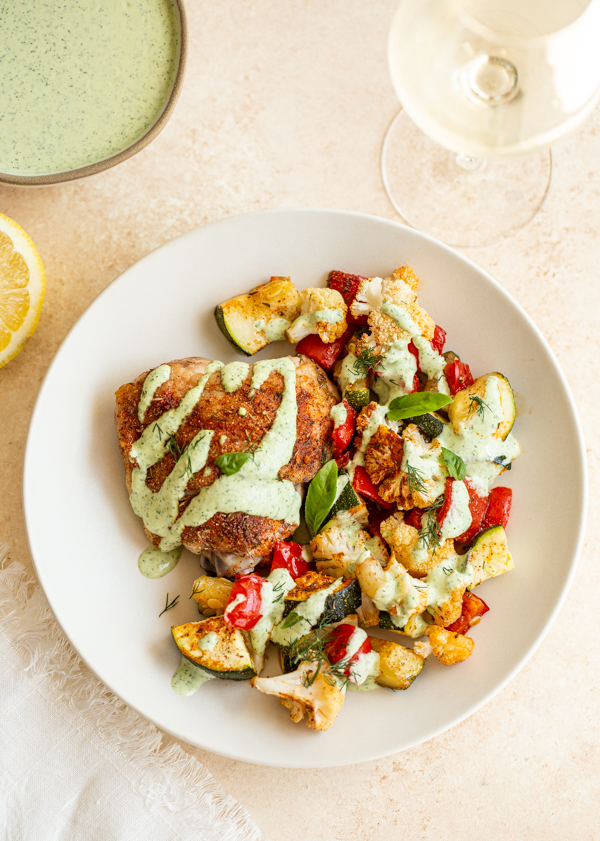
[455,153,486,173]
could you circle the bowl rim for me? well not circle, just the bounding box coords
[0,0,188,187]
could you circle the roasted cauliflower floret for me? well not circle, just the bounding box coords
[379,424,444,509]
[367,309,408,346]
[429,581,466,628]
[392,265,420,292]
[355,401,380,437]
[425,625,474,665]
[285,287,347,344]
[311,510,369,577]
[379,512,456,578]
[365,424,404,485]
[251,662,345,731]
[356,555,428,622]
[357,592,380,628]
[350,268,434,342]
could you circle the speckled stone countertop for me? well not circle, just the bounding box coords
[1,2,598,838]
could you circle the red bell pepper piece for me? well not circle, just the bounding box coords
[431,325,446,354]
[444,360,474,395]
[436,477,455,527]
[364,500,388,538]
[270,541,311,579]
[408,340,422,372]
[224,574,264,630]
[482,486,512,530]
[331,400,357,458]
[456,478,489,543]
[335,451,352,470]
[352,466,393,508]
[295,325,354,371]
[326,623,372,672]
[327,270,368,325]
[404,508,425,529]
[407,341,421,393]
[447,591,490,635]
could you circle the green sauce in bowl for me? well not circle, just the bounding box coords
[0,0,180,176]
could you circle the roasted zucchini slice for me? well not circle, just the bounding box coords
[344,379,371,411]
[468,525,513,587]
[401,412,444,442]
[171,615,256,680]
[323,473,361,525]
[448,372,516,440]
[370,637,424,689]
[214,276,301,356]
[282,571,362,624]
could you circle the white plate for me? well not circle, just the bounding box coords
[24,209,587,767]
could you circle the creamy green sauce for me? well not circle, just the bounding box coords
[401,437,446,498]
[253,318,292,342]
[290,308,344,335]
[0,0,180,175]
[220,362,250,393]
[197,631,218,651]
[336,353,359,396]
[425,553,473,616]
[138,544,182,578]
[330,402,348,428]
[440,479,471,539]
[343,627,380,686]
[130,358,301,556]
[249,568,296,659]
[138,365,171,423]
[171,657,214,696]
[438,424,520,492]
[369,559,426,627]
[373,336,417,403]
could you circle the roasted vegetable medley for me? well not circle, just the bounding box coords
[170,266,520,731]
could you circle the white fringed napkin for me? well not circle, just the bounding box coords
[0,545,261,841]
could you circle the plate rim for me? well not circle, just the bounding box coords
[22,207,589,767]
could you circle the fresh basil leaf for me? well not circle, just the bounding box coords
[493,455,511,471]
[305,459,338,535]
[281,610,304,630]
[215,452,251,476]
[386,392,452,420]
[442,447,466,480]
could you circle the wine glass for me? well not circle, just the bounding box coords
[382,0,600,246]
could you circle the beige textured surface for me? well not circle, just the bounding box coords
[1,2,598,838]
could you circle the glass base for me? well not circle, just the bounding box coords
[381,109,553,248]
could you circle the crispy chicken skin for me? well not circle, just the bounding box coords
[115,356,337,573]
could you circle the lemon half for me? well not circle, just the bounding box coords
[0,213,45,369]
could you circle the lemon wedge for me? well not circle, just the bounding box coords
[0,213,45,369]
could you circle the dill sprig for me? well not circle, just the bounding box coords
[406,463,427,496]
[272,580,286,603]
[352,347,384,377]
[167,432,182,459]
[189,580,203,600]
[159,592,180,617]
[153,422,164,440]
[288,616,352,689]
[418,498,444,554]
[468,395,490,418]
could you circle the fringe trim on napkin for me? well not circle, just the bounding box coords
[0,545,261,841]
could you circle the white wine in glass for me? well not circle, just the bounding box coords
[382,0,600,246]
